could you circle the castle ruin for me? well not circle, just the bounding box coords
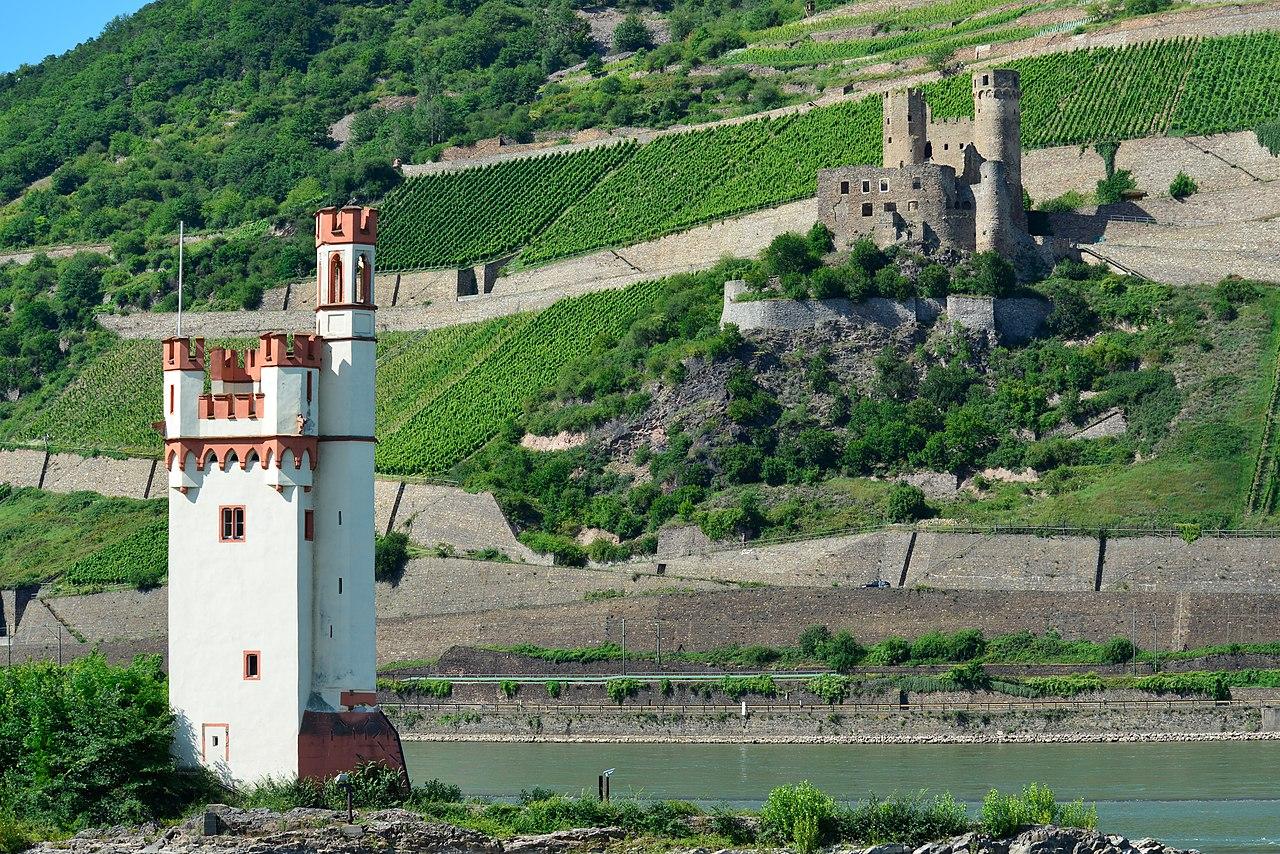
[818,69,1026,257]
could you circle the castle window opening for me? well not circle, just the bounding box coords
[169,385,174,414]
[862,180,871,193]
[220,506,245,542]
[861,202,873,217]
[243,651,260,680]
[840,181,849,194]
[888,136,892,144]
[912,177,922,190]
[338,510,342,526]
[982,74,989,86]
[338,578,343,594]
[880,180,889,192]
[329,625,333,639]
[943,143,949,151]
[884,202,897,213]
[306,373,313,403]
[304,509,314,541]
[357,253,372,304]
[908,200,918,211]
[328,254,343,304]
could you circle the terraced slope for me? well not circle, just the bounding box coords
[4,282,669,476]
[378,142,636,271]
[379,33,1280,274]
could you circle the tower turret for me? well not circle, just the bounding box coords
[972,69,1024,230]
[883,88,928,169]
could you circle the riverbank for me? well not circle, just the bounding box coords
[400,730,1280,744]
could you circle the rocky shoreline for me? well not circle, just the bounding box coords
[28,807,1198,854]
[399,730,1280,745]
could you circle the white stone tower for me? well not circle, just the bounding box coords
[164,206,403,785]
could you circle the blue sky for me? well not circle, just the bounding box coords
[1,0,148,74]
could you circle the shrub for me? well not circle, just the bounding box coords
[807,673,850,704]
[980,783,1091,837]
[918,263,950,297]
[545,681,563,699]
[500,680,520,699]
[864,636,912,666]
[764,232,821,278]
[953,252,1015,297]
[518,531,587,566]
[798,624,832,657]
[410,779,464,805]
[884,483,928,523]
[838,792,971,844]
[821,631,864,673]
[606,678,643,704]
[719,675,777,699]
[710,806,757,843]
[1095,169,1137,205]
[1100,636,1137,664]
[613,13,653,51]
[1169,171,1198,200]
[759,782,836,850]
[374,532,411,582]
[0,818,34,854]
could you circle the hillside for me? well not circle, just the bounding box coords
[9,238,1278,572]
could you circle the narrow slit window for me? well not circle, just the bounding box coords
[243,651,260,680]
[220,506,245,542]
[329,625,333,639]
[169,385,174,414]
[338,510,342,526]
[338,577,343,594]
[304,509,314,541]
[306,372,313,403]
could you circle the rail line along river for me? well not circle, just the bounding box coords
[404,741,1280,853]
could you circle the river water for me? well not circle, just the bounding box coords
[403,740,1280,853]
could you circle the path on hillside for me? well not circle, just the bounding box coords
[102,130,1280,339]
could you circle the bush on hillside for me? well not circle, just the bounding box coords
[1169,171,1198,200]
[374,531,411,582]
[953,252,1015,297]
[1095,169,1137,205]
[884,483,928,523]
[613,14,654,52]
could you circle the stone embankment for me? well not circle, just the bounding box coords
[27,807,1195,854]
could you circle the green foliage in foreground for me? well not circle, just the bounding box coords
[0,486,166,589]
[981,784,1097,837]
[0,655,210,832]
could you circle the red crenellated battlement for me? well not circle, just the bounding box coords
[199,392,267,420]
[316,206,377,247]
[163,337,205,372]
[208,333,323,386]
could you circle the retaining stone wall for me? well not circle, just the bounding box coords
[391,484,537,561]
[374,557,732,623]
[376,588,1280,661]
[0,449,44,488]
[1104,536,1280,593]
[45,587,167,642]
[720,283,1049,344]
[41,453,156,498]
[389,703,1267,742]
[905,533,1098,591]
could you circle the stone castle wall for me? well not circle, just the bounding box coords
[720,281,1050,344]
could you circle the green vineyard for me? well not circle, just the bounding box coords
[64,519,167,588]
[521,99,881,265]
[377,142,635,271]
[378,32,1280,275]
[376,280,665,475]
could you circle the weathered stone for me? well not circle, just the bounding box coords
[504,826,627,852]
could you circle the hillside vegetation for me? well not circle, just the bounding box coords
[379,31,1280,271]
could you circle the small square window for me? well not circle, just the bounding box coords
[861,203,873,217]
[861,180,871,194]
[220,506,245,542]
[840,181,849,194]
[879,180,889,192]
[908,200,919,211]
[243,651,260,680]
[884,202,897,213]
[912,177,922,190]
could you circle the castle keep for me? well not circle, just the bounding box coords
[163,206,404,784]
[818,69,1026,256]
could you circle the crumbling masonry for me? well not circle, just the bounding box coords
[818,70,1026,256]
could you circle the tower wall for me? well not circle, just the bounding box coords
[883,89,928,169]
[972,69,1024,230]
[976,159,1014,256]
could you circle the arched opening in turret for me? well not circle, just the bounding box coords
[328,253,343,304]
[356,254,371,304]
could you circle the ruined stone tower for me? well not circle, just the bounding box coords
[883,88,928,168]
[972,69,1024,231]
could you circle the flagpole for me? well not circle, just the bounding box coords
[177,221,184,337]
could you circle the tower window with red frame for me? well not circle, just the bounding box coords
[220,506,245,542]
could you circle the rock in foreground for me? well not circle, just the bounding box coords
[27,806,1197,854]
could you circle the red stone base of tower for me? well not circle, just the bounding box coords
[298,708,407,781]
